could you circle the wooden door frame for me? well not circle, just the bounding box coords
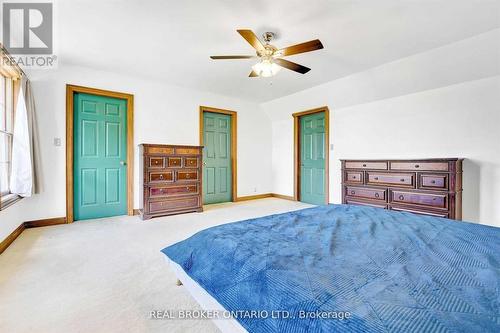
[199,106,237,202]
[66,84,134,223]
[293,106,330,204]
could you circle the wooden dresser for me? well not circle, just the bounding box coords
[139,144,203,220]
[341,159,463,220]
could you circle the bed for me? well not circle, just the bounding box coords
[161,204,500,333]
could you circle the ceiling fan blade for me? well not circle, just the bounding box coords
[237,29,265,51]
[249,70,259,77]
[276,39,323,57]
[274,58,311,74]
[210,55,256,60]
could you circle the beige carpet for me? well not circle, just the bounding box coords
[0,198,311,333]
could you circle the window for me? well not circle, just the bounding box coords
[0,74,18,210]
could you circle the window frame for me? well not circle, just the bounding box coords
[0,74,21,211]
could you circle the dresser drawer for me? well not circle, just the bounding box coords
[177,170,199,181]
[148,157,164,168]
[345,171,363,184]
[176,147,200,155]
[419,174,448,190]
[390,206,449,218]
[149,196,200,213]
[149,184,198,198]
[184,157,198,168]
[345,161,387,170]
[167,157,182,167]
[390,190,447,209]
[367,172,415,187]
[346,187,386,201]
[346,199,387,209]
[148,147,174,155]
[149,171,174,183]
[390,161,448,171]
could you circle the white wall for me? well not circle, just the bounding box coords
[0,64,272,241]
[263,30,500,227]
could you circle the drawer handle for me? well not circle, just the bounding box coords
[374,177,379,180]
[362,164,367,167]
[399,195,405,200]
[352,176,356,179]
[400,178,405,182]
[350,191,355,195]
[415,164,420,168]
[159,175,164,180]
[375,193,379,198]
[431,180,436,184]
[186,174,190,178]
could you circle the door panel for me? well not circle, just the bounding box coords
[202,112,232,204]
[105,168,120,203]
[300,112,326,205]
[206,167,216,194]
[81,168,97,205]
[105,121,120,157]
[74,93,127,220]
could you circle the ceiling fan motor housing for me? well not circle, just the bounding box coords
[257,44,278,58]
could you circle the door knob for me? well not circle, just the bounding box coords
[203,162,207,166]
[120,161,127,166]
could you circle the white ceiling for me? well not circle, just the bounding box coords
[57,0,500,102]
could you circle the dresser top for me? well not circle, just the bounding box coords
[340,158,463,161]
[139,143,203,148]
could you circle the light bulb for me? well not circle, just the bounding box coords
[252,59,281,77]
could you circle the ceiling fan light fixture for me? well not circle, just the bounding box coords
[252,58,281,78]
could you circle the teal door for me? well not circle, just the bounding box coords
[74,93,127,220]
[202,112,232,204]
[300,112,326,205]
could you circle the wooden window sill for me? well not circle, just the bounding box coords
[0,194,22,211]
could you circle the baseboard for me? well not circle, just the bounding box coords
[0,223,25,255]
[0,217,67,255]
[24,217,67,228]
[271,193,295,201]
[235,193,272,202]
[133,209,141,216]
[234,193,297,202]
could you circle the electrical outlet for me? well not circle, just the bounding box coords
[330,144,334,151]
[54,137,61,146]
[253,187,257,193]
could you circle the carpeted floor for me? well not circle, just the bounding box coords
[0,198,310,333]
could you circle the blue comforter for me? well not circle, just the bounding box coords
[162,204,500,333]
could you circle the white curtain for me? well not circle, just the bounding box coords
[9,76,41,197]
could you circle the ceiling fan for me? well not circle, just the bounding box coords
[210,30,323,78]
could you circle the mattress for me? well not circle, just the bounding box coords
[162,204,500,333]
